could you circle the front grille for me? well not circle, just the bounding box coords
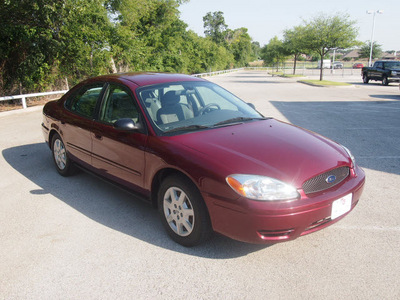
[302,166,350,195]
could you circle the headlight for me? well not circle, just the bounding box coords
[226,174,299,201]
[392,71,397,76]
[342,145,356,167]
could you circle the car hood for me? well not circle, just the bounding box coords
[174,119,351,187]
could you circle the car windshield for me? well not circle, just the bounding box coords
[137,81,264,135]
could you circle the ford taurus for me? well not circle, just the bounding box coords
[42,73,365,246]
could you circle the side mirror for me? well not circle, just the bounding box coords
[247,103,256,110]
[113,118,142,131]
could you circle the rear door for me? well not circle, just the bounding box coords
[62,83,105,168]
[91,83,147,192]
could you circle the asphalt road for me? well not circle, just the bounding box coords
[1,71,399,299]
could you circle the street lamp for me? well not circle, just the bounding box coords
[366,10,383,67]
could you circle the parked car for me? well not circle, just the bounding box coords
[352,63,364,69]
[333,62,344,69]
[362,60,400,85]
[42,73,365,246]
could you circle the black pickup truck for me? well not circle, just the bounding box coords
[362,60,400,85]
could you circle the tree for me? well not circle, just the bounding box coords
[203,11,228,44]
[283,25,309,75]
[302,13,359,80]
[225,28,253,67]
[251,41,261,60]
[359,41,383,60]
[59,0,114,82]
[0,0,65,92]
[260,36,289,71]
[0,0,258,95]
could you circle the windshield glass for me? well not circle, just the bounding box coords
[137,81,263,135]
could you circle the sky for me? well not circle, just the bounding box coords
[179,0,400,51]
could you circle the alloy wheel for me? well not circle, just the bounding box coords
[163,187,195,237]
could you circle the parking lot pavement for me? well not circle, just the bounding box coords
[1,71,399,299]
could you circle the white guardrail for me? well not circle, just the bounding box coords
[192,68,245,77]
[0,90,68,109]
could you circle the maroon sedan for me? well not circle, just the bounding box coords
[353,63,364,69]
[42,73,365,246]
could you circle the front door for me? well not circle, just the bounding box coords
[91,83,147,193]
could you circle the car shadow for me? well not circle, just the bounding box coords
[351,82,399,87]
[270,100,400,176]
[369,94,400,101]
[2,143,271,259]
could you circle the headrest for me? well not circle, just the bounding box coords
[161,91,180,107]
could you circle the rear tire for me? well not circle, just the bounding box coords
[158,174,212,247]
[51,133,76,176]
[363,74,369,84]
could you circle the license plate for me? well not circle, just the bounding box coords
[331,193,352,220]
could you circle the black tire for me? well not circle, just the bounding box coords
[158,174,212,247]
[363,74,369,84]
[51,133,76,176]
[382,76,389,86]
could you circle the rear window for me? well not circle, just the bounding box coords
[65,84,104,118]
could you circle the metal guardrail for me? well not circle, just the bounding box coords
[192,68,245,77]
[0,90,68,109]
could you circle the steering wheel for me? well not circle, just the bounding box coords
[198,103,221,115]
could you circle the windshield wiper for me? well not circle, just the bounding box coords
[164,124,210,134]
[213,117,268,127]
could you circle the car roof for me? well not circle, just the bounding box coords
[87,72,205,87]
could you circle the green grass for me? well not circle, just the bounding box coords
[269,72,304,78]
[281,74,305,78]
[269,71,284,76]
[299,80,351,86]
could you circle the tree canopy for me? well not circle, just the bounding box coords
[301,13,359,80]
[0,1,255,95]
[203,11,227,45]
[359,41,383,60]
[260,36,289,70]
[283,25,309,74]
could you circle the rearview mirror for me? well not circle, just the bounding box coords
[247,103,256,110]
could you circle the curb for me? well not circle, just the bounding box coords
[297,80,353,88]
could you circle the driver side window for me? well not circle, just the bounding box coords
[100,84,139,124]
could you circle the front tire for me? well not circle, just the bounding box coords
[382,76,389,86]
[158,175,212,247]
[51,133,76,176]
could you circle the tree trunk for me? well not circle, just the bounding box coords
[319,54,324,81]
[293,54,297,75]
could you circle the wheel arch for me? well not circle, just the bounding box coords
[150,168,201,209]
[48,129,60,149]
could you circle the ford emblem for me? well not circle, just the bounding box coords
[326,175,336,184]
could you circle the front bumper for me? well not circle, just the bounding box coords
[204,166,365,244]
[388,77,400,83]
